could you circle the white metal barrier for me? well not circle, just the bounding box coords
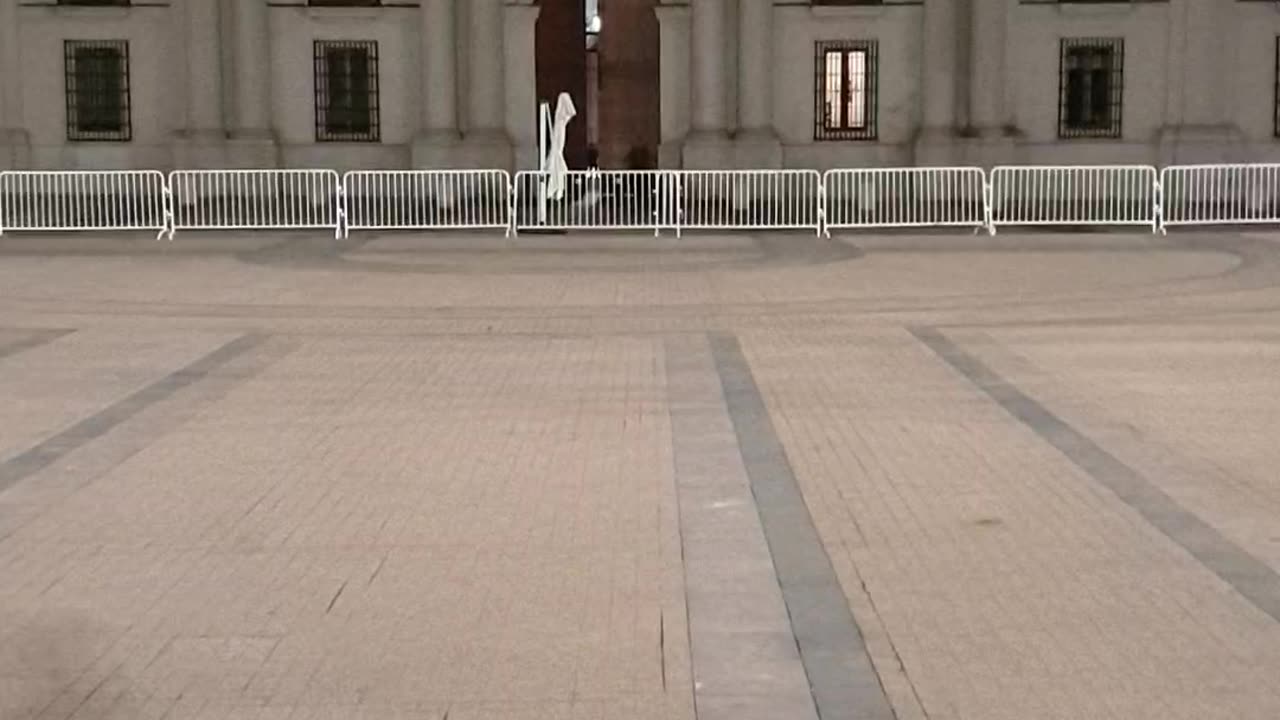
[342,170,512,236]
[24,163,1280,239]
[677,170,823,235]
[167,169,342,238]
[990,165,1159,233]
[1160,164,1280,227]
[0,170,167,237]
[513,170,679,234]
[823,167,988,234]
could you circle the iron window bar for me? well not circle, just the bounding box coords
[814,39,879,141]
[314,40,381,143]
[1058,37,1124,140]
[64,39,131,142]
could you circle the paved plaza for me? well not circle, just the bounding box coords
[2,228,1280,720]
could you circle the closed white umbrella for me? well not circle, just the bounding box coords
[544,92,577,201]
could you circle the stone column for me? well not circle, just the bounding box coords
[1158,0,1239,164]
[228,0,276,166]
[655,4,691,169]
[737,0,770,133]
[684,0,730,167]
[232,0,271,135]
[422,0,458,139]
[968,0,1005,135]
[915,0,963,164]
[414,0,463,166]
[733,0,779,167]
[0,0,30,168]
[0,0,17,129]
[175,0,226,166]
[690,0,727,136]
[186,0,224,135]
[921,0,960,132]
[503,1,539,170]
[1177,0,1228,127]
[467,0,505,135]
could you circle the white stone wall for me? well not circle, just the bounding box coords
[1228,2,1280,163]
[772,3,923,169]
[12,3,180,169]
[661,0,1280,170]
[270,5,418,170]
[5,0,1280,171]
[1005,1,1171,165]
[0,0,539,171]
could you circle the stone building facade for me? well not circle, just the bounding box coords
[0,0,1278,173]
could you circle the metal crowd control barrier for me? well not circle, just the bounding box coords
[342,169,512,236]
[18,163,1280,239]
[1160,164,1280,228]
[167,169,342,239]
[990,165,1159,233]
[0,170,167,238]
[823,167,988,234]
[677,170,823,235]
[513,170,679,234]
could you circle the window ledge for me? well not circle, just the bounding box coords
[300,6,390,20]
[810,6,898,18]
[1057,134,1126,141]
[21,1,170,15]
[1021,3,1145,17]
[22,6,139,19]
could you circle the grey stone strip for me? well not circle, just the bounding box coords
[0,333,269,496]
[913,327,1280,625]
[706,333,896,720]
[664,335,818,720]
[0,329,74,361]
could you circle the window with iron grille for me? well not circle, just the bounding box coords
[814,40,878,141]
[64,40,131,142]
[314,40,380,142]
[1058,37,1123,139]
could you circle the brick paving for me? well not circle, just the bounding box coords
[0,230,1279,719]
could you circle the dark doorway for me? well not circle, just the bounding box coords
[535,0,589,169]
[592,0,660,169]
[535,0,660,170]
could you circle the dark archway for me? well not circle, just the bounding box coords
[594,0,660,169]
[536,0,660,170]
[535,0,589,169]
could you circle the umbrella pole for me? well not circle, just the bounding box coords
[537,103,550,225]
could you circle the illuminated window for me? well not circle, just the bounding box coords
[815,40,877,141]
